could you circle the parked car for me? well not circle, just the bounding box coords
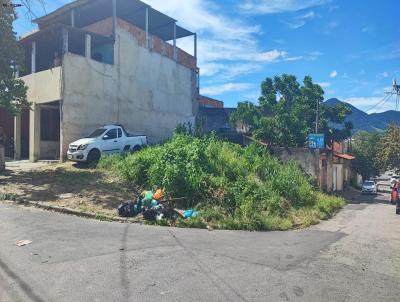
[361,180,377,194]
[391,182,400,205]
[397,196,400,215]
[67,124,147,163]
[390,175,399,184]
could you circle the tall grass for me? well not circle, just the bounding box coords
[99,134,344,230]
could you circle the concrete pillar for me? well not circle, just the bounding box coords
[29,104,41,162]
[85,34,91,58]
[173,22,177,61]
[31,41,36,73]
[112,0,117,38]
[71,8,75,27]
[194,33,197,59]
[145,7,149,48]
[0,145,4,172]
[14,114,21,160]
[62,29,69,55]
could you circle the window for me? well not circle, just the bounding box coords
[118,128,122,138]
[40,108,60,141]
[104,129,117,140]
[86,128,106,138]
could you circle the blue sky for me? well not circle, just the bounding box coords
[13,0,400,112]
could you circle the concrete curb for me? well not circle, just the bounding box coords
[0,199,144,224]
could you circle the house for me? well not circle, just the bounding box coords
[271,142,355,193]
[0,0,199,162]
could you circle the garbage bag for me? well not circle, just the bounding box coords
[153,189,164,201]
[118,201,138,217]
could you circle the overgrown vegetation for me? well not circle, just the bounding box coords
[99,133,344,231]
[229,74,353,147]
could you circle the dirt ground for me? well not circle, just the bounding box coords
[0,162,133,216]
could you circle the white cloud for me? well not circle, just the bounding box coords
[239,0,328,14]
[330,70,338,78]
[317,82,331,88]
[377,71,389,79]
[143,0,294,82]
[201,83,254,96]
[343,97,395,113]
[282,10,317,29]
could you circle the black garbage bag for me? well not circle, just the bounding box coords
[118,201,138,217]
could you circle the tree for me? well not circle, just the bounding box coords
[377,123,400,173]
[351,131,382,180]
[230,74,353,147]
[229,101,259,133]
[0,0,29,116]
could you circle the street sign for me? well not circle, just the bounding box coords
[308,134,325,149]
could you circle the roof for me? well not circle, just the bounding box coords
[334,152,355,160]
[33,0,194,41]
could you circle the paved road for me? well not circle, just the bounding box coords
[0,192,399,302]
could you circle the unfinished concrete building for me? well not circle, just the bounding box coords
[1,0,199,162]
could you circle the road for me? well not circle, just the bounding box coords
[0,192,399,302]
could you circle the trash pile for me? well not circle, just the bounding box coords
[117,188,198,222]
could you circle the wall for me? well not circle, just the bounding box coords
[40,141,60,159]
[271,147,321,180]
[21,67,62,104]
[61,27,196,157]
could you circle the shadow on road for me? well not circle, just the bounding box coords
[0,258,46,302]
[119,223,131,302]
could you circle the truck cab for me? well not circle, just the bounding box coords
[67,125,147,163]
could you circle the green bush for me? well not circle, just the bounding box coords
[99,133,345,231]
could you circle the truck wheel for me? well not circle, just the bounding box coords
[87,149,101,164]
[131,145,142,153]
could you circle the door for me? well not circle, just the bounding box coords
[101,128,123,155]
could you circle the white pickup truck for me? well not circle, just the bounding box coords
[67,124,147,163]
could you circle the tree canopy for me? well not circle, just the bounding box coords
[376,123,400,173]
[230,74,353,147]
[0,0,29,116]
[351,131,382,180]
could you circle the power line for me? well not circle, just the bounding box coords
[364,94,391,113]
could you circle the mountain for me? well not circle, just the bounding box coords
[324,98,400,132]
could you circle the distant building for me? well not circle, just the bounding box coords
[199,95,224,108]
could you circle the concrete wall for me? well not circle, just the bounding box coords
[60,27,196,157]
[271,147,321,179]
[21,67,62,104]
[40,141,60,159]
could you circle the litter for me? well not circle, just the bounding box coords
[15,240,32,247]
[117,187,200,222]
[153,189,164,201]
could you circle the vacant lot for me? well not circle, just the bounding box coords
[0,162,131,217]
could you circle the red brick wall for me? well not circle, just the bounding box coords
[83,17,197,69]
[199,96,224,108]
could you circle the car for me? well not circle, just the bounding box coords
[391,182,400,205]
[397,196,400,215]
[361,180,377,194]
[67,124,147,163]
[390,175,399,184]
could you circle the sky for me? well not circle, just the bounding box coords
[13,0,400,113]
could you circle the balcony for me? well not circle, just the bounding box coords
[20,67,62,105]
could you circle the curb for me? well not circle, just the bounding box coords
[0,199,144,224]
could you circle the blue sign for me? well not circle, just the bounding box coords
[308,134,325,149]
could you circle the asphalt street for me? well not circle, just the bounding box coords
[0,192,399,302]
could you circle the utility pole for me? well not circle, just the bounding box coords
[316,99,320,133]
